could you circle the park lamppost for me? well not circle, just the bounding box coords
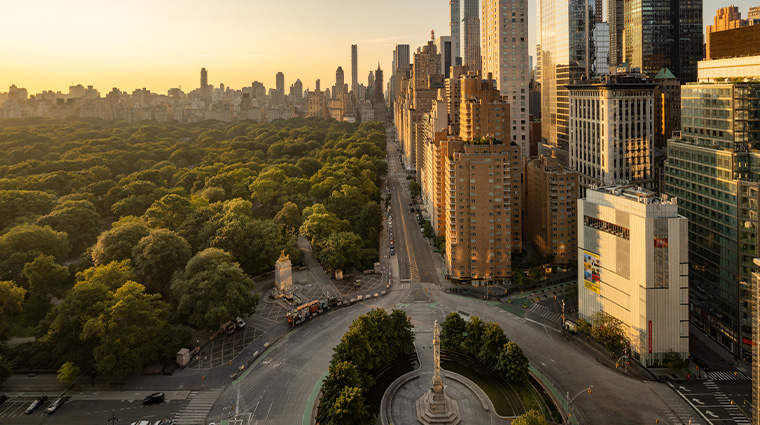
[564,386,592,424]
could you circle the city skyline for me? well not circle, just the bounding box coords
[2,0,751,95]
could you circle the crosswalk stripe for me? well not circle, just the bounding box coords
[173,387,224,425]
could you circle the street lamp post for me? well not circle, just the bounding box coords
[564,386,592,424]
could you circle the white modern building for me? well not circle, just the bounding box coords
[578,185,688,367]
[482,0,530,157]
[568,75,655,189]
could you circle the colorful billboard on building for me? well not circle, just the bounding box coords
[583,250,601,294]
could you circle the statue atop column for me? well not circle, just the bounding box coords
[432,320,443,394]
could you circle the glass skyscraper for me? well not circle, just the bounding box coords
[622,0,703,82]
[539,0,593,151]
[665,82,760,360]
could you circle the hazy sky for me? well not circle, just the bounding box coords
[0,0,754,95]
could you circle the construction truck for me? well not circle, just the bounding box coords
[286,299,328,327]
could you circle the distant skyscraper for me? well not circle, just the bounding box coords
[622,0,703,82]
[368,70,374,88]
[540,0,593,153]
[435,36,454,79]
[594,0,603,22]
[391,44,411,105]
[607,0,624,68]
[460,0,481,72]
[374,64,383,104]
[315,79,321,92]
[335,66,344,98]
[482,0,530,156]
[276,72,285,94]
[351,45,358,96]
[200,68,208,88]
[450,0,461,62]
[592,22,610,75]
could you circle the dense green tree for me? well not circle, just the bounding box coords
[22,254,70,323]
[75,260,137,291]
[324,387,373,425]
[22,254,69,297]
[299,212,350,248]
[326,185,369,224]
[57,361,80,384]
[317,361,372,424]
[409,180,421,197]
[318,231,363,272]
[478,322,510,368]
[171,248,257,329]
[143,194,195,231]
[0,224,70,281]
[37,199,101,255]
[665,350,689,373]
[0,280,26,339]
[208,216,280,276]
[512,410,548,425]
[464,316,487,358]
[82,281,174,377]
[91,222,150,266]
[132,229,191,296]
[0,190,57,231]
[40,279,111,367]
[273,201,301,236]
[496,341,529,383]
[441,312,467,352]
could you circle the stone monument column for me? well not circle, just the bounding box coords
[274,250,293,299]
[432,320,443,394]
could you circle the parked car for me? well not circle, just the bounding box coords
[154,420,174,425]
[235,317,246,328]
[25,395,48,414]
[143,392,165,405]
[224,321,237,335]
[44,396,70,414]
[390,248,395,256]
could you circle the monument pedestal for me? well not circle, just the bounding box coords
[415,387,461,425]
[274,251,293,299]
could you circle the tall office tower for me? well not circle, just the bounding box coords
[334,67,344,98]
[315,79,320,92]
[592,22,610,76]
[445,65,471,136]
[578,186,689,367]
[391,44,411,105]
[460,0,481,72]
[607,0,624,68]
[524,154,579,264]
[594,0,603,22]
[665,76,760,360]
[482,0,530,157]
[444,139,522,283]
[458,72,511,142]
[435,36,454,79]
[622,0,702,82]
[200,68,208,88]
[373,64,385,122]
[450,0,461,62]
[568,74,655,189]
[540,0,593,156]
[292,79,303,101]
[368,70,374,89]
[351,45,358,97]
[276,72,285,94]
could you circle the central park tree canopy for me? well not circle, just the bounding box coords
[0,117,387,379]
